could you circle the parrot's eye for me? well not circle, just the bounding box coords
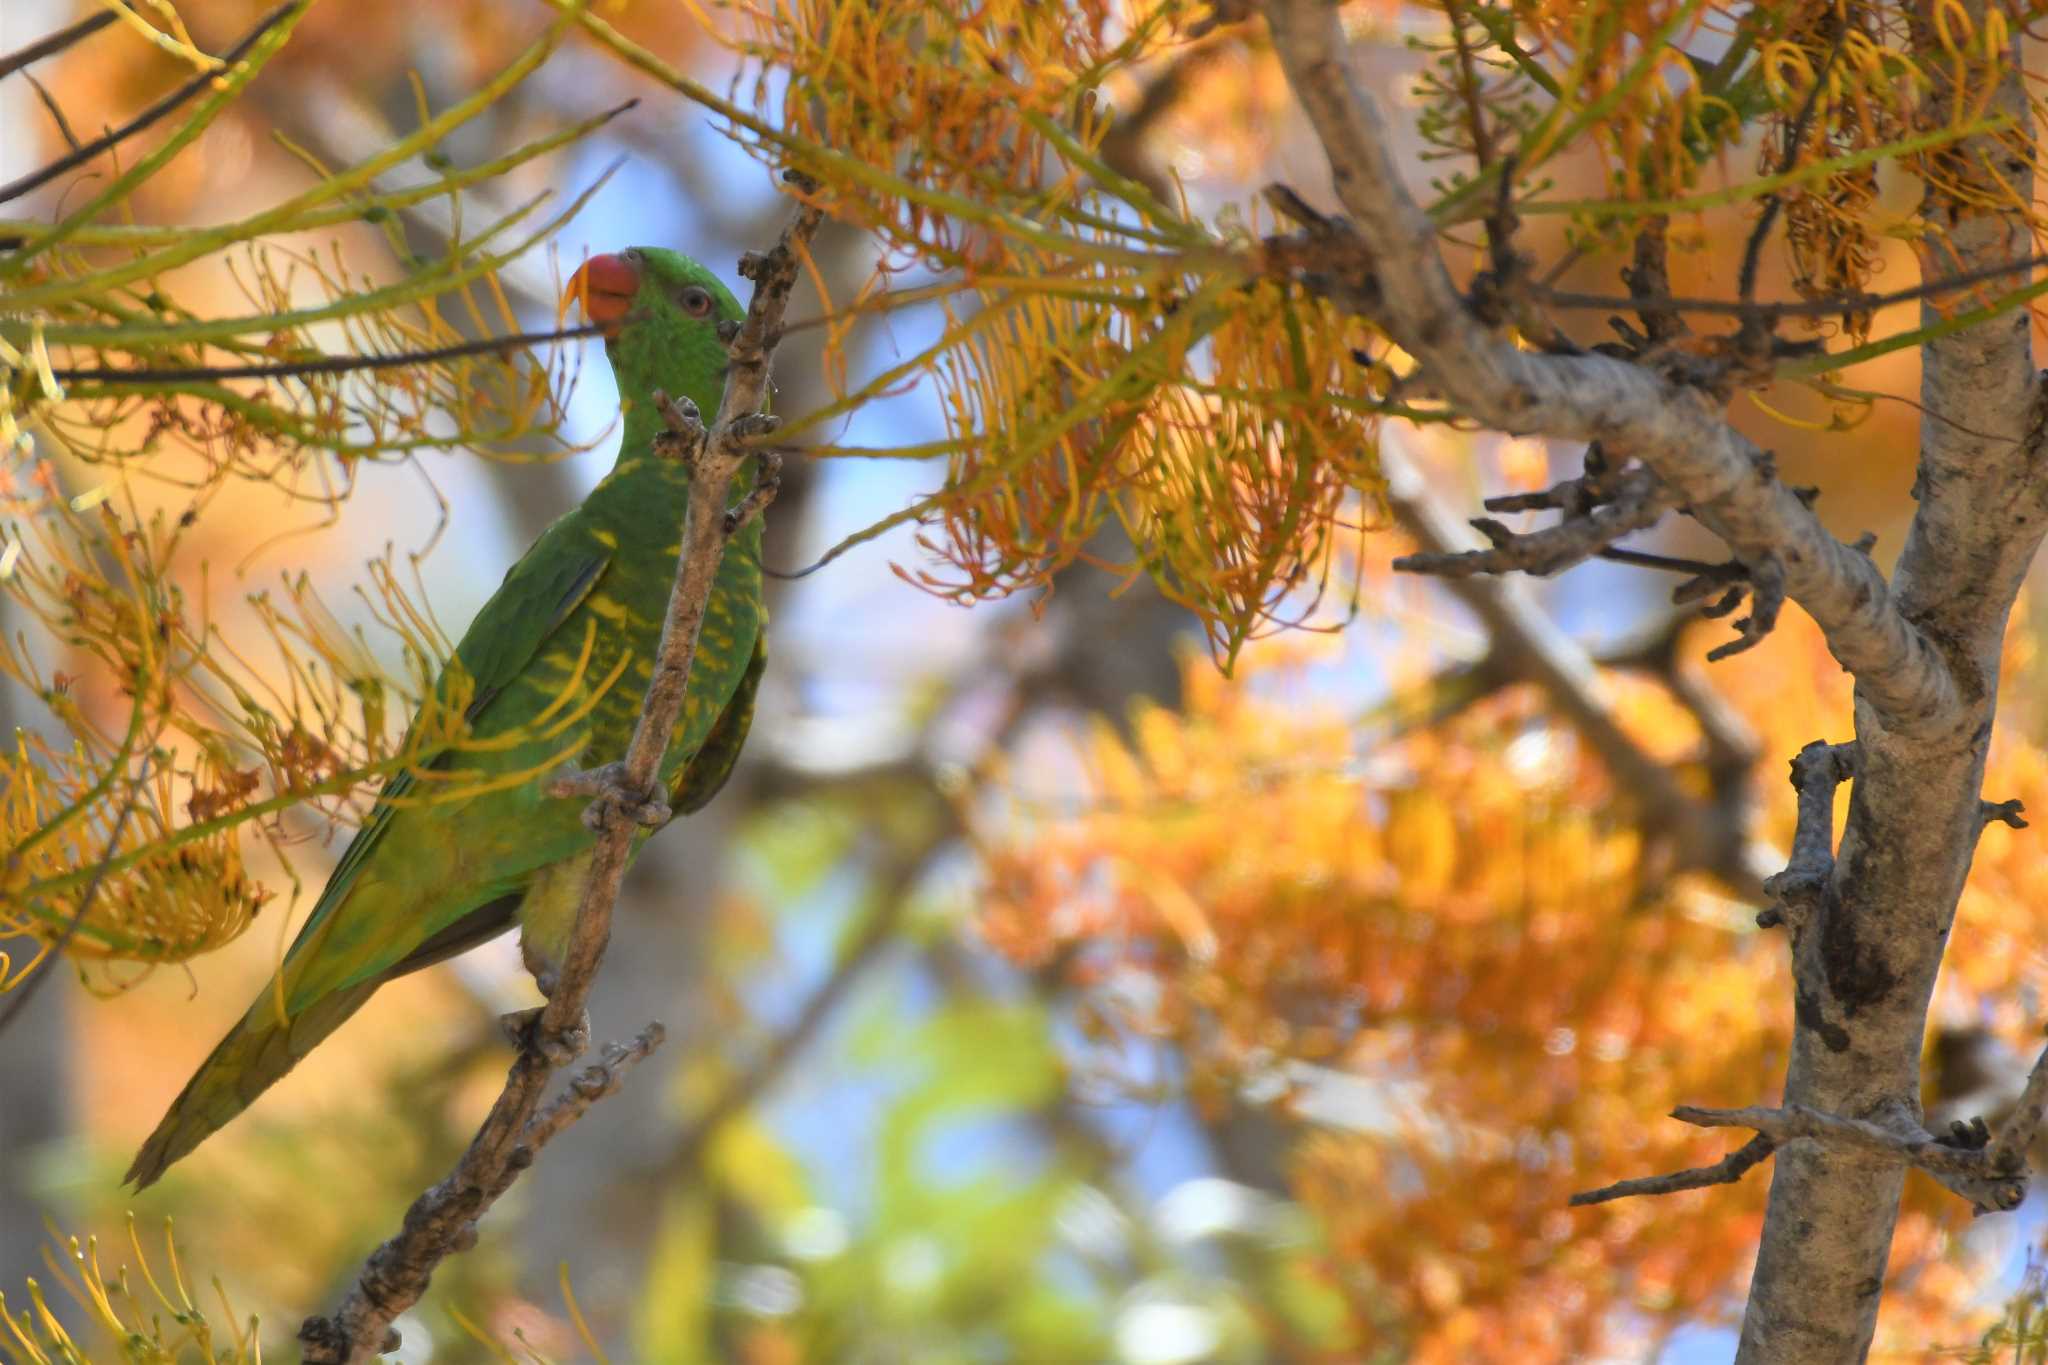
[679,286,715,318]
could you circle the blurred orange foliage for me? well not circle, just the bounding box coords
[977,603,2048,1357]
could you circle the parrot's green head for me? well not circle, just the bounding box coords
[564,246,745,424]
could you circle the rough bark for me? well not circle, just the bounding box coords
[1256,1,2047,1358]
[1737,7,2040,1357]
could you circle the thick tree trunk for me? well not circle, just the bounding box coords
[1737,8,2038,1357]
[1254,0,2048,1358]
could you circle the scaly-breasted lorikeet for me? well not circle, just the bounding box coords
[128,248,766,1187]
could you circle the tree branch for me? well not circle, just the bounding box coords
[0,5,298,209]
[1256,0,1957,736]
[1533,252,2048,322]
[1570,1134,1775,1207]
[1382,446,1770,895]
[1264,9,2047,1357]
[1673,1103,2026,1215]
[50,324,604,386]
[296,177,823,1365]
[1394,460,1671,579]
[0,11,117,85]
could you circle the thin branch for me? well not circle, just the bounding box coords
[1574,1098,2029,1215]
[0,11,117,84]
[1570,1134,1776,1206]
[48,324,604,385]
[1395,463,1670,579]
[1533,253,2048,321]
[1382,445,1769,895]
[1978,797,2028,833]
[1987,1039,2048,1173]
[1595,545,1744,582]
[297,177,823,1365]
[523,1023,666,1152]
[1257,0,1956,735]
[1444,0,1498,171]
[0,5,298,209]
[23,72,81,154]
[1672,1103,2026,1212]
[1397,440,1785,657]
[1622,216,1684,345]
[1738,26,1847,308]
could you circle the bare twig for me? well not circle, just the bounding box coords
[49,324,605,386]
[1978,797,2028,833]
[1533,254,2048,323]
[1737,27,1848,314]
[0,11,117,84]
[1673,1103,2026,1214]
[297,176,823,1365]
[1622,217,1684,346]
[23,72,80,154]
[1594,546,1745,583]
[1256,0,1956,734]
[1987,1038,2048,1175]
[524,1024,666,1151]
[1395,462,1670,579]
[1703,553,1783,661]
[1570,1134,1776,1206]
[1574,1095,2033,1216]
[1383,445,1770,895]
[0,5,298,208]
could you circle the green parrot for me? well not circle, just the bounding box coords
[128,247,767,1188]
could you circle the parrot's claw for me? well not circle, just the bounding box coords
[724,449,784,536]
[547,761,671,831]
[500,1005,591,1067]
[649,387,708,468]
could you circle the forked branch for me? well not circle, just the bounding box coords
[1255,0,1957,735]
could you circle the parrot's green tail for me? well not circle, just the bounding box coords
[126,979,377,1188]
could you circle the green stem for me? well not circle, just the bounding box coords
[1430,0,1705,224]
[28,168,614,351]
[1777,272,2048,378]
[1,3,311,273]
[1521,116,2008,220]
[4,4,577,305]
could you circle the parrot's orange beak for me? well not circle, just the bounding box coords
[562,253,640,337]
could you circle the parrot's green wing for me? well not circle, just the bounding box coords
[279,537,611,996]
[125,540,615,1189]
[130,243,763,1191]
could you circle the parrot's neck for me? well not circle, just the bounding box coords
[588,416,765,567]
[607,329,731,469]
[596,337,762,558]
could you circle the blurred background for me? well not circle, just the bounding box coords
[6,2,2048,1362]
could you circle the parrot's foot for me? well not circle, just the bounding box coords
[546,761,671,832]
[649,388,708,467]
[724,445,783,535]
[500,1005,591,1068]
